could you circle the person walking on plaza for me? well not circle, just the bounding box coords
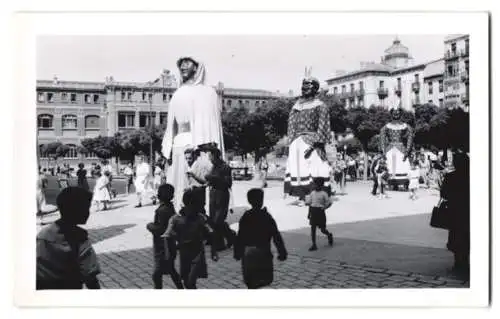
[163,189,219,289]
[146,184,184,289]
[334,153,347,195]
[370,154,385,196]
[376,158,389,199]
[151,160,165,205]
[92,171,111,211]
[134,155,152,208]
[440,152,470,278]
[205,146,236,251]
[185,147,213,215]
[408,160,420,200]
[161,56,225,211]
[123,162,134,195]
[102,160,115,199]
[283,72,332,205]
[305,177,334,251]
[76,163,89,191]
[36,187,101,290]
[234,188,287,289]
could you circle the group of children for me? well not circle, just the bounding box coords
[36,173,338,290]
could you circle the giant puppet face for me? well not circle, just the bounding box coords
[178,58,199,83]
[390,107,403,121]
[301,78,319,99]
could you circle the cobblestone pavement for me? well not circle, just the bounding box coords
[94,245,469,289]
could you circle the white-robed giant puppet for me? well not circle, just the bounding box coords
[161,57,225,209]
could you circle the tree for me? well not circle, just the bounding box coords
[318,91,348,134]
[413,103,439,148]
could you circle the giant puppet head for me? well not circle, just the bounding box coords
[176,56,206,85]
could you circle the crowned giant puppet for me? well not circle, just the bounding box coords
[161,57,225,209]
[284,69,332,204]
[379,106,414,186]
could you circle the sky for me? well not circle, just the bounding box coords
[37,35,447,94]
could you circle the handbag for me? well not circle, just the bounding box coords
[430,198,450,229]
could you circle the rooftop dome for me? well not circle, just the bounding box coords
[383,37,411,61]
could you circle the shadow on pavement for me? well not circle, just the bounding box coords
[88,223,136,245]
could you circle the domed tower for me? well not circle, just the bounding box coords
[382,37,412,69]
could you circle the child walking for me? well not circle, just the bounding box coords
[36,187,101,289]
[146,184,184,289]
[409,160,420,200]
[234,188,288,289]
[163,188,219,289]
[305,177,334,251]
[92,171,111,211]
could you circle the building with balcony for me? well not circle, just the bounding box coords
[326,36,469,111]
[37,75,278,165]
[444,34,469,111]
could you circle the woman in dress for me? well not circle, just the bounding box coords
[161,57,225,210]
[284,76,332,205]
[92,171,111,211]
[151,160,165,205]
[134,155,151,208]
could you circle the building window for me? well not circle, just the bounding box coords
[341,85,346,92]
[70,93,77,103]
[414,74,419,82]
[255,101,260,108]
[447,65,454,77]
[84,94,91,104]
[64,145,78,159]
[350,83,355,92]
[439,80,443,92]
[428,82,433,94]
[227,100,232,107]
[37,92,45,102]
[47,93,54,103]
[142,92,147,101]
[238,100,243,106]
[118,113,135,128]
[62,114,78,129]
[451,42,457,54]
[61,92,68,101]
[397,78,401,86]
[121,91,126,101]
[85,151,98,159]
[127,92,132,100]
[159,112,168,125]
[359,81,364,90]
[439,98,443,107]
[148,93,153,101]
[85,115,100,129]
[379,81,384,88]
[333,87,338,94]
[162,93,167,102]
[37,114,53,128]
[169,94,173,100]
[93,94,99,103]
[139,113,156,127]
[465,60,469,74]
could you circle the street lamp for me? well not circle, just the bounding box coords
[147,78,160,168]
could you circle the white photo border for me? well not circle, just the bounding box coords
[13,11,489,308]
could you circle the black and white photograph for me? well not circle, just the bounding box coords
[11,11,489,308]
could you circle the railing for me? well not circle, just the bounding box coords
[461,71,469,83]
[394,85,402,95]
[355,88,365,97]
[377,87,388,97]
[445,50,460,60]
[411,82,420,92]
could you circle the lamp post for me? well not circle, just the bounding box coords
[147,78,160,168]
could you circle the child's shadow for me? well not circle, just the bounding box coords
[87,223,136,245]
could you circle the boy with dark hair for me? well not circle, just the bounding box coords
[164,188,219,289]
[146,184,184,289]
[36,187,101,289]
[234,188,288,289]
[305,177,334,251]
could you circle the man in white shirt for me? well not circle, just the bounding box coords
[123,162,134,195]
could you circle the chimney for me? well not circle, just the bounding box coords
[53,75,59,84]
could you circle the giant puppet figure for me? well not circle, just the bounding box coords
[284,71,332,204]
[379,106,414,190]
[161,57,225,209]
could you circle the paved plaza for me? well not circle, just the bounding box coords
[37,180,469,289]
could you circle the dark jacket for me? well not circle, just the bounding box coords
[147,202,176,245]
